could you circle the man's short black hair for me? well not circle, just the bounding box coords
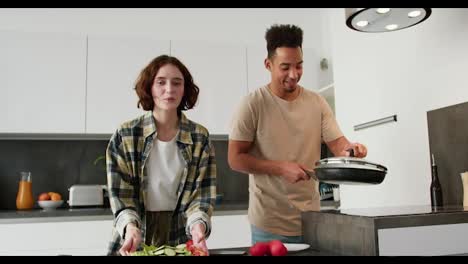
[265,24,303,59]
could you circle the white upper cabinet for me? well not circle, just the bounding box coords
[318,83,335,114]
[171,41,247,134]
[246,45,321,93]
[301,47,321,91]
[86,35,170,134]
[246,45,269,93]
[0,31,87,133]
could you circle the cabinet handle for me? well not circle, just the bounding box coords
[354,115,397,131]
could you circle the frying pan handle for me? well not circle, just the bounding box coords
[305,169,318,181]
[347,148,355,157]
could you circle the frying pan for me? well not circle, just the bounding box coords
[307,150,387,185]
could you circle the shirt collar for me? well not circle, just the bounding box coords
[142,111,193,145]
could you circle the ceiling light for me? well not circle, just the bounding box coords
[385,24,399,30]
[376,8,391,14]
[345,8,432,33]
[408,10,422,18]
[356,21,369,27]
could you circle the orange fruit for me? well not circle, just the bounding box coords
[50,193,62,201]
[38,193,51,201]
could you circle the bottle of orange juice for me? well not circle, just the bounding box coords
[16,171,34,210]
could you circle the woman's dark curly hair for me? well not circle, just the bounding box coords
[135,55,199,113]
[265,24,303,59]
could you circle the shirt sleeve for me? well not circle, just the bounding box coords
[106,129,142,239]
[185,136,217,240]
[229,95,257,142]
[319,94,344,143]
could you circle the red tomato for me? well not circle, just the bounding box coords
[269,240,287,256]
[186,239,194,249]
[249,242,270,256]
[186,240,208,256]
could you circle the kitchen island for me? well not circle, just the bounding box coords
[302,205,468,256]
[209,246,336,256]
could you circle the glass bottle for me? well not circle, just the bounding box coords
[430,154,443,208]
[461,172,468,207]
[16,171,34,210]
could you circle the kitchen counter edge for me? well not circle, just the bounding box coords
[0,204,248,224]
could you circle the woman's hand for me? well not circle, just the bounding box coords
[119,223,142,256]
[190,222,209,255]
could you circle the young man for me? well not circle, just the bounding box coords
[228,24,367,244]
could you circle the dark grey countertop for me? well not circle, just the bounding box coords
[214,202,249,213]
[209,246,335,256]
[316,205,468,229]
[0,207,113,223]
[320,205,468,217]
[0,202,248,224]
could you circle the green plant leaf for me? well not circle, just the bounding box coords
[93,155,106,166]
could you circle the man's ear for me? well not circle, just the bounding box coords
[264,58,271,71]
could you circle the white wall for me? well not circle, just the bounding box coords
[326,8,468,208]
[317,9,335,88]
[0,8,324,56]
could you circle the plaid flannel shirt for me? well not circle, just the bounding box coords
[106,112,217,255]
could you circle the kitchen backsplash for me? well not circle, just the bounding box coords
[427,101,468,206]
[0,137,248,210]
[0,139,108,210]
[212,140,249,204]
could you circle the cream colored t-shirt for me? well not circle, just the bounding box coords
[229,85,343,236]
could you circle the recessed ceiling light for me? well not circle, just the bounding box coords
[385,24,399,31]
[408,10,422,18]
[376,8,391,14]
[356,21,369,27]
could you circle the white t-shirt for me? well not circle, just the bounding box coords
[146,131,185,211]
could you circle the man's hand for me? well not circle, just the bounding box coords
[190,222,209,255]
[341,142,367,158]
[279,161,311,183]
[119,223,141,256]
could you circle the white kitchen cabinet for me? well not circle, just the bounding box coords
[301,47,321,91]
[0,31,87,133]
[0,215,250,255]
[0,219,113,255]
[378,223,468,256]
[86,35,170,134]
[207,214,251,249]
[246,45,269,93]
[170,41,247,134]
[318,83,335,114]
[246,45,322,94]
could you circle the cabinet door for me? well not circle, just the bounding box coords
[378,223,468,256]
[0,31,87,133]
[207,214,251,249]
[247,45,321,93]
[86,35,170,134]
[171,41,248,134]
[0,220,113,255]
[247,45,269,93]
[301,47,321,91]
